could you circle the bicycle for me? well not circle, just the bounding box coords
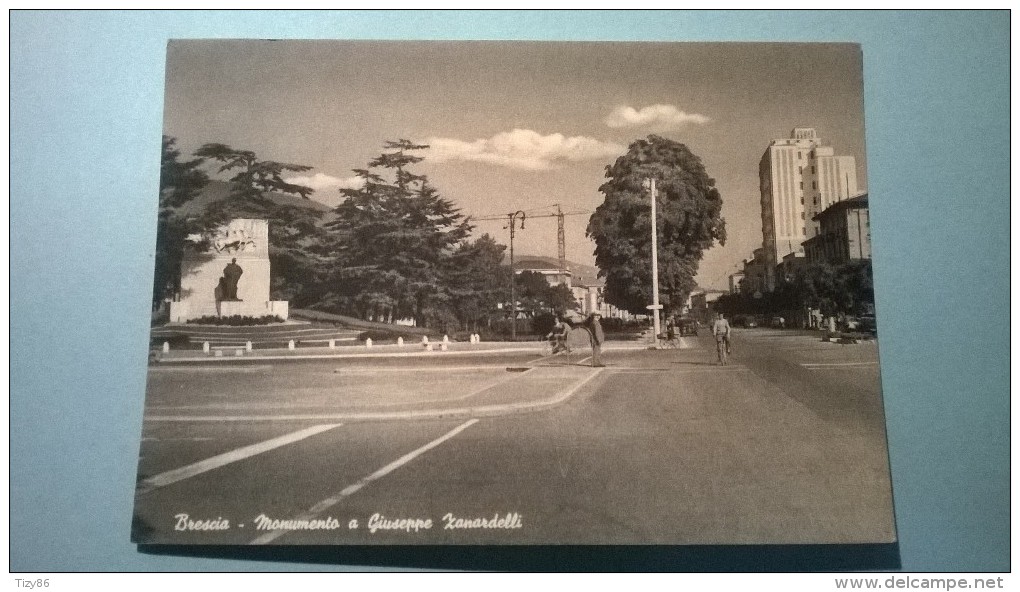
[716,336,729,365]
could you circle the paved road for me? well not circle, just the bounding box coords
[132,329,895,545]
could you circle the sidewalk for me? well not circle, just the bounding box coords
[151,338,655,363]
[144,334,668,422]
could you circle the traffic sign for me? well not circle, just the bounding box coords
[646,304,663,310]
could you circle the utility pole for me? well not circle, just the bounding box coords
[506,211,526,341]
[556,205,566,285]
[646,178,662,348]
[472,206,588,335]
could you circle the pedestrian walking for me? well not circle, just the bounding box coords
[712,312,732,365]
[587,312,606,367]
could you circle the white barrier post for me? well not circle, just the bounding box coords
[203,342,210,354]
[288,340,295,350]
[162,342,170,353]
[235,349,243,357]
[443,334,450,344]
[366,338,373,348]
[397,337,404,347]
[422,335,429,345]
[329,339,335,349]
[246,341,252,352]
[440,342,448,351]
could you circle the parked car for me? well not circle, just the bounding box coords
[677,318,699,336]
[730,314,758,328]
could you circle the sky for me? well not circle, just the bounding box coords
[163,40,867,290]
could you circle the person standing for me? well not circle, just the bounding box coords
[222,258,244,301]
[587,312,606,367]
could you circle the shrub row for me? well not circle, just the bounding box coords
[185,315,285,326]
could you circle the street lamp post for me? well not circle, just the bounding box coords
[646,178,662,348]
[506,210,526,341]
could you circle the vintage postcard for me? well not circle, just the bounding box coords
[133,40,895,546]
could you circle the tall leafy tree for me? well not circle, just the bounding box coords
[447,234,511,331]
[514,271,579,318]
[153,136,209,306]
[323,140,472,326]
[587,135,726,315]
[191,143,322,304]
[194,143,314,202]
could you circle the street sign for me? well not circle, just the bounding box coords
[646,304,663,310]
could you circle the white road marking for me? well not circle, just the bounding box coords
[332,365,528,373]
[527,352,566,365]
[613,366,751,373]
[145,366,604,422]
[136,424,341,495]
[251,419,479,544]
[148,365,274,373]
[801,362,878,369]
[149,369,527,412]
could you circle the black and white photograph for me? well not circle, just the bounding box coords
[133,40,895,546]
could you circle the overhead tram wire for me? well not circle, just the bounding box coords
[470,205,593,313]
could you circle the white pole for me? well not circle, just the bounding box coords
[650,178,661,348]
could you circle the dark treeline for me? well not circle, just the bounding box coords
[155,137,577,331]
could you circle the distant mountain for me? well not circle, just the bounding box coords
[514,254,603,287]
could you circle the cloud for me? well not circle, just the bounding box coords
[604,104,711,129]
[423,129,625,171]
[284,173,365,207]
[285,172,365,192]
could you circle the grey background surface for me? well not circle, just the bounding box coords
[10,11,1009,571]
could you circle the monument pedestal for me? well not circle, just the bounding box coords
[169,300,289,323]
[169,219,289,323]
[218,300,289,319]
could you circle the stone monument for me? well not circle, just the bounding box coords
[169,219,289,322]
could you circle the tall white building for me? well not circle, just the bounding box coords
[758,128,858,290]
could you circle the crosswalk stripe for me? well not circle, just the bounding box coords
[251,419,478,544]
[136,424,342,495]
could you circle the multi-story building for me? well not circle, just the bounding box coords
[738,247,769,297]
[803,194,871,265]
[514,258,572,288]
[759,128,859,289]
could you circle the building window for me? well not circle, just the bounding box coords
[800,197,804,205]
[813,197,818,205]
[799,181,803,189]
[802,227,806,236]
[798,166,803,174]
[812,181,817,189]
[801,212,805,220]
[798,152,802,160]
[811,165,816,174]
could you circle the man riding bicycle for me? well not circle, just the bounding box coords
[712,313,732,365]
